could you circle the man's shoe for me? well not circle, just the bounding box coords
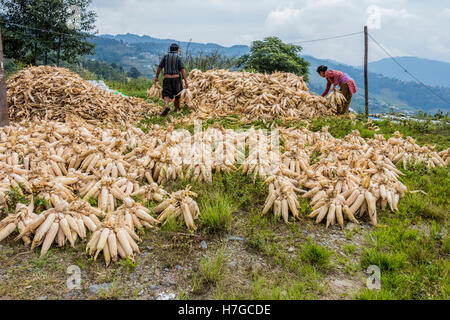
[160,107,170,117]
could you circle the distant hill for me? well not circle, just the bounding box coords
[360,57,450,88]
[86,34,450,114]
[98,33,249,57]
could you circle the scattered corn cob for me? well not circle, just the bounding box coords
[155,186,200,230]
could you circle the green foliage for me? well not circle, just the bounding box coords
[356,210,449,299]
[4,186,29,214]
[69,59,126,82]
[131,193,144,204]
[199,192,236,232]
[161,215,184,232]
[87,196,98,207]
[299,241,331,268]
[127,67,142,79]
[305,117,450,151]
[250,274,322,300]
[107,78,154,99]
[119,257,138,271]
[4,58,27,79]
[1,0,97,65]
[360,249,407,272]
[397,163,449,221]
[199,248,226,285]
[185,50,237,72]
[343,244,357,256]
[236,37,310,81]
[33,196,49,214]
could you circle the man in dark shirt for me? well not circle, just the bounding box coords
[155,43,189,116]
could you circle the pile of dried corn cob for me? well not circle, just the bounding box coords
[147,69,336,121]
[326,91,347,111]
[0,118,448,265]
[7,66,161,123]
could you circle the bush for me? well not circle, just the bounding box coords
[199,192,236,232]
[360,249,407,272]
[299,241,331,267]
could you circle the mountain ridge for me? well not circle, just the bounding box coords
[88,34,450,114]
[360,56,450,88]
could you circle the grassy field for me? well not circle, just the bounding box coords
[0,86,448,300]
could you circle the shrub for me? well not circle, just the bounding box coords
[199,192,236,232]
[299,242,331,267]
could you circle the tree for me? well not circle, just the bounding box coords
[0,0,97,66]
[127,67,142,79]
[184,50,237,72]
[236,37,310,81]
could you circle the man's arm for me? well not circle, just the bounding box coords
[181,68,189,88]
[155,67,162,86]
[178,57,189,88]
[155,55,166,85]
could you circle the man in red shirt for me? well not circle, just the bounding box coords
[317,65,357,114]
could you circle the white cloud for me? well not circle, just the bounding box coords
[438,8,450,17]
[89,0,450,64]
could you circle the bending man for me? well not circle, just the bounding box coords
[155,43,189,116]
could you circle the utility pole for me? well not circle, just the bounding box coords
[364,25,369,119]
[0,27,9,127]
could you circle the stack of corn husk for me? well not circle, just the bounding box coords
[0,118,448,265]
[7,66,161,123]
[326,91,347,112]
[86,212,142,265]
[147,83,162,100]
[147,69,335,121]
[154,186,200,230]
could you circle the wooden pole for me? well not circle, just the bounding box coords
[364,25,369,118]
[0,27,9,127]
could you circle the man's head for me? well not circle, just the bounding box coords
[170,43,179,53]
[317,65,328,78]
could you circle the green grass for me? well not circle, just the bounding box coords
[249,274,324,300]
[354,162,449,300]
[106,78,154,99]
[2,186,29,215]
[199,192,237,232]
[161,215,184,232]
[87,196,98,208]
[299,241,331,268]
[96,278,127,300]
[168,170,267,217]
[343,244,358,255]
[138,105,192,133]
[306,116,450,151]
[396,163,449,221]
[33,196,49,215]
[199,248,226,285]
[119,257,138,271]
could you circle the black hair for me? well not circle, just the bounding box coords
[316,65,328,74]
[170,43,179,52]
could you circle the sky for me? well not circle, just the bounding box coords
[90,0,450,66]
